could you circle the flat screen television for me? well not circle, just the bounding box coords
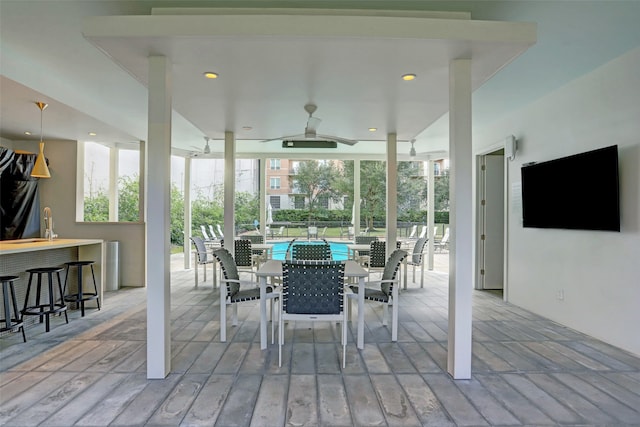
[521,145,620,231]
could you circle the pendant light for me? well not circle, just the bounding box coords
[30,101,51,178]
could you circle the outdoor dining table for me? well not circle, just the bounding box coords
[255,259,369,350]
[346,243,370,260]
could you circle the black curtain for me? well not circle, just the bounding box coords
[0,147,42,240]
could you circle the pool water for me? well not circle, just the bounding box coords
[270,240,349,261]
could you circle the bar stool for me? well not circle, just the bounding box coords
[22,267,68,332]
[1,275,26,342]
[63,261,100,317]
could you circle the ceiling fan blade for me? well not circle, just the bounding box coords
[317,134,358,146]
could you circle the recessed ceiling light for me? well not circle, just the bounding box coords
[88,132,97,136]
[203,72,219,79]
[368,128,377,132]
[401,74,416,81]
[24,131,32,135]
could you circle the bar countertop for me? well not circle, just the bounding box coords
[0,238,104,255]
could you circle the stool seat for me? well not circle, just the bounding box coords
[1,275,26,342]
[63,260,100,317]
[22,266,68,333]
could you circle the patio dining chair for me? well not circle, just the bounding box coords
[348,249,407,342]
[279,260,348,367]
[291,242,332,261]
[406,237,428,287]
[234,239,258,280]
[190,236,216,288]
[353,235,378,265]
[435,227,450,252]
[212,247,278,343]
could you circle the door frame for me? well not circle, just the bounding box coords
[474,140,510,300]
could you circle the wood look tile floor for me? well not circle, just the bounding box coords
[1,253,640,426]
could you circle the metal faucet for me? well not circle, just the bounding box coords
[43,207,56,240]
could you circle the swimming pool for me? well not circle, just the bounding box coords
[270,240,349,261]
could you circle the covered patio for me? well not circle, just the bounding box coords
[2,253,639,426]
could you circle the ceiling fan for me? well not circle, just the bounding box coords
[190,136,212,157]
[261,103,358,146]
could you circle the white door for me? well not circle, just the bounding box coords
[478,154,504,290]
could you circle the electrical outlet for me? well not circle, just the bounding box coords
[557,290,565,301]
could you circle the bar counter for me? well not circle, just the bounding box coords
[0,238,105,331]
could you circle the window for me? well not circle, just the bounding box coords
[77,141,141,222]
[290,161,300,174]
[270,158,281,170]
[294,196,305,209]
[318,195,329,209]
[434,162,441,176]
[270,196,281,209]
[270,177,281,189]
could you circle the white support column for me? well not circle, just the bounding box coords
[138,140,146,222]
[223,131,235,252]
[260,157,266,239]
[353,160,361,237]
[183,156,192,269]
[386,133,398,256]
[75,142,85,221]
[146,55,172,379]
[447,59,473,380]
[427,159,435,270]
[108,147,118,221]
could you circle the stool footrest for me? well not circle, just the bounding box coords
[0,319,24,333]
[22,304,67,316]
[64,293,99,302]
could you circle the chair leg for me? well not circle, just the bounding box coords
[278,306,284,367]
[382,302,389,326]
[220,294,226,342]
[232,303,238,326]
[420,263,424,288]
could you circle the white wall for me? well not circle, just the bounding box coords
[16,139,146,287]
[474,47,640,356]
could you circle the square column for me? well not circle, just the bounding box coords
[146,55,172,379]
[448,59,473,380]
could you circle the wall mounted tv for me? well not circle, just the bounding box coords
[521,145,620,232]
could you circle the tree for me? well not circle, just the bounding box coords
[118,174,140,222]
[290,160,342,222]
[84,191,109,222]
[170,183,184,246]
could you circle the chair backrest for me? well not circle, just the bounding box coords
[211,248,241,298]
[245,234,264,244]
[234,239,253,266]
[291,243,332,260]
[355,235,378,245]
[277,226,285,235]
[216,224,225,238]
[282,260,345,315]
[200,225,211,241]
[440,227,450,243]
[381,249,408,296]
[412,237,428,264]
[419,225,427,239]
[320,226,327,237]
[369,240,387,268]
[308,226,318,235]
[209,225,218,240]
[408,224,417,238]
[190,236,208,263]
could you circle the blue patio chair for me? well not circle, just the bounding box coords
[212,247,278,343]
[279,260,348,367]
